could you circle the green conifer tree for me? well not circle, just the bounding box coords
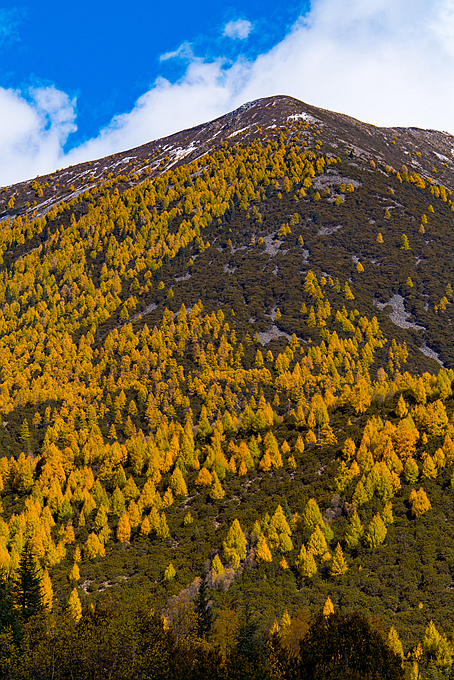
[295,611,404,679]
[194,576,212,639]
[157,513,170,540]
[404,458,419,485]
[302,498,323,530]
[0,575,20,641]
[94,504,108,532]
[111,487,126,516]
[13,544,43,622]
[423,620,453,675]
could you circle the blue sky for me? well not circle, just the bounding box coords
[0,0,306,147]
[1,0,454,185]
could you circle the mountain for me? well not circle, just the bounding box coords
[0,95,453,678]
[3,95,454,370]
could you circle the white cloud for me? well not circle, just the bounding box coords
[65,58,249,165]
[239,0,451,130]
[223,19,253,40]
[0,86,76,186]
[2,0,454,185]
[160,42,194,61]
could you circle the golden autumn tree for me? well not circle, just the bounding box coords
[68,588,82,622]
[322,596,335,616]
[296,544,317,579]
[409,488,431,517]
[223,518,246,567]
[330,543,348,576]
[116,512,131,543]
[364,514,387,549]
[255,534,273,564]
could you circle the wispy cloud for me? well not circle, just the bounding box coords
[160,42,194,62]
[223,20,253,40]
[0,7,26,48]
[2,0,454,185]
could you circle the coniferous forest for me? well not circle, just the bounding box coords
[0,95,453,677]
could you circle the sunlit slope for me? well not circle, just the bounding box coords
[0,97,452,672]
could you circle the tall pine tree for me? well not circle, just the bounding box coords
[0,573,20,642]
[194,575,212,639]
[13,544,43,622]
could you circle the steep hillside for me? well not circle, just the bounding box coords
[2,95,454,370]
[0,96,453,678]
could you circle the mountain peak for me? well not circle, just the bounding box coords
[2,94,454,224]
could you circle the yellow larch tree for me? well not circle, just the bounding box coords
[195,467,213,486]
[117,512,131,542]
[296,544,317,579]
[330,543,348,576]
[322,597,334,616]
[409,488,431,517]
[223,518,247,567]
[255,534,273,564]
[69,562,80,582]
[68,588,82,623]
[308,524,328,556]
[41,569,53,611]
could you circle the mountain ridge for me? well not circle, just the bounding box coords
[2,95,454,221]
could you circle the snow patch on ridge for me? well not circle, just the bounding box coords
[169,142,198,160]
[228,125,254,138]
[287,112,319,124]
[434,151,451,163]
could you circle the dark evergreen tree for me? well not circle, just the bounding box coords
[227,605,270,680]
[194,575,212,639]
[295,610,404,680]
[281,497,293,526]
[0,574,21,643]
[13,544,43,622]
